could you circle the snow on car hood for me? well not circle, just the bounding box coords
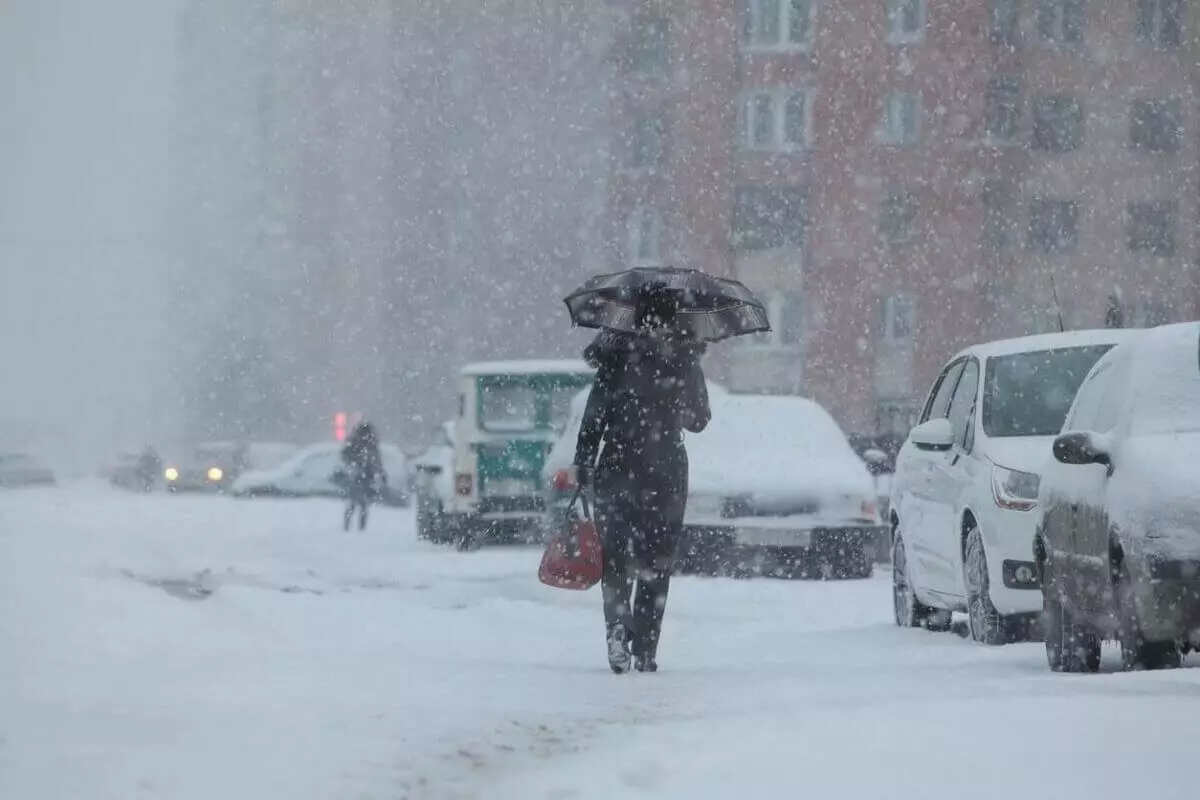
[981,435,1056,476]
[543,391,873,508]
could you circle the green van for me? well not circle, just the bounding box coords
[417,359,593,548]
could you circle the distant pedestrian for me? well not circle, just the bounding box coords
[135,446,161,492]
[340,422,387,531]
[573,284,711,673]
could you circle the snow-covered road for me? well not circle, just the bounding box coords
[2,484,1197,800]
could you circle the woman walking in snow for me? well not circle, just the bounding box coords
[573,284,711,673]
[340,421,387,531]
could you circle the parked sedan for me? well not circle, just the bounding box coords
[1035,322,1200,672]
[0,453,56,487]
[542,388,884,579]
[232,442,410,507]
[890,329,1140,643]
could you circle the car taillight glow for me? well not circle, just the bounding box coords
[455,473,473,496]
[551,468,576,492]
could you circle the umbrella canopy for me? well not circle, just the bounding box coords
[563,267,771,342]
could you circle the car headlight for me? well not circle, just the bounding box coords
[207,467,224,482]
[992,464,1039,511]
[164,467,179,481]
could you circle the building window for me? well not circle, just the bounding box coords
[743,0,815,49]
[879,91,921,145]
[987,0,1019,44]
[984,76,1021,141]
[1036,0,1085,42]
[750,291,805,347]
[1128,200,1176,256]
[1135,0,1182,45]
[879,190,918,243]
[882,294,916,342]
[1032,95,1084,152]
[741,90,812,151]
[982,179,1012,252]
[732,186,808,251]
[886,0,925,42]
[630,113,665,169]
[1028,198,1079,253]
[631,15,669,74]
[1130,98,1182,153]
[626,207,663,265]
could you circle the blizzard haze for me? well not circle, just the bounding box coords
[0,1,179,464]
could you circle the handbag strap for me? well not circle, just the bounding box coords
[565,486,592,521]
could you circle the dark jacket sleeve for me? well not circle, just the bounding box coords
[574,358,618,468]
[680,359,711,433]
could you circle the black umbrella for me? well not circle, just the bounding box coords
[563,267,771,342]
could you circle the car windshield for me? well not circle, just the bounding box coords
[479,382,537,432]
[982,345,1113,438]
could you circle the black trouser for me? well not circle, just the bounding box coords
[595,458,687,661]
[343,486,373,531]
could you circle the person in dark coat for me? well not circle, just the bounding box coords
[134,446,162,492]
[573,284,711,673]
[340,421,387,531]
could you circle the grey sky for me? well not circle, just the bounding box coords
[0,0,179,461]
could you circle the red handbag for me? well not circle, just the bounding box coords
[538,489,603,590]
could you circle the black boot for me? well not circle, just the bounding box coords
[634,656,658,673]
[606,623,631,674]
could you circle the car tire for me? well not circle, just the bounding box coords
[964,527,1011,646]
[1043,573,1100,673]
[893,533,950,630]
[1117,562,1181,671]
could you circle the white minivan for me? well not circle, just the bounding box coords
[890,329,1140,644]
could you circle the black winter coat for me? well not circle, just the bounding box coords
[574,331,710,503]
[341,439,385,492]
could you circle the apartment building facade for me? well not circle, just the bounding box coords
[604,0,1200,437]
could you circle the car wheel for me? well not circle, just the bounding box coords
[964,527,1009,646]
[1117,562,1181,671]
[893,533,950,630]
[1043,571,1100,673]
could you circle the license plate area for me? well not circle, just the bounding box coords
[735,527,812,548]
[482,478,531,496]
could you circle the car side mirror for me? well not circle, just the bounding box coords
[909,418,954,452]
[1053,432,1112,470]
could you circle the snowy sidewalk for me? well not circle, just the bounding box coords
[2,484,1197,800]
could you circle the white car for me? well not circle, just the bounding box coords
[412,421,456,540]
[542,387,884,578]
[890,329,1141,643]
[232,442,409,506]
[0,453,56,488]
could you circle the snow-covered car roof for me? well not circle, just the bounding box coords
[460,359,593,377]
[688,395,871,499]
[1122,322,1200,436]
[545,387,870,499]
[241,441,407,482]
[954,329,1143,361]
